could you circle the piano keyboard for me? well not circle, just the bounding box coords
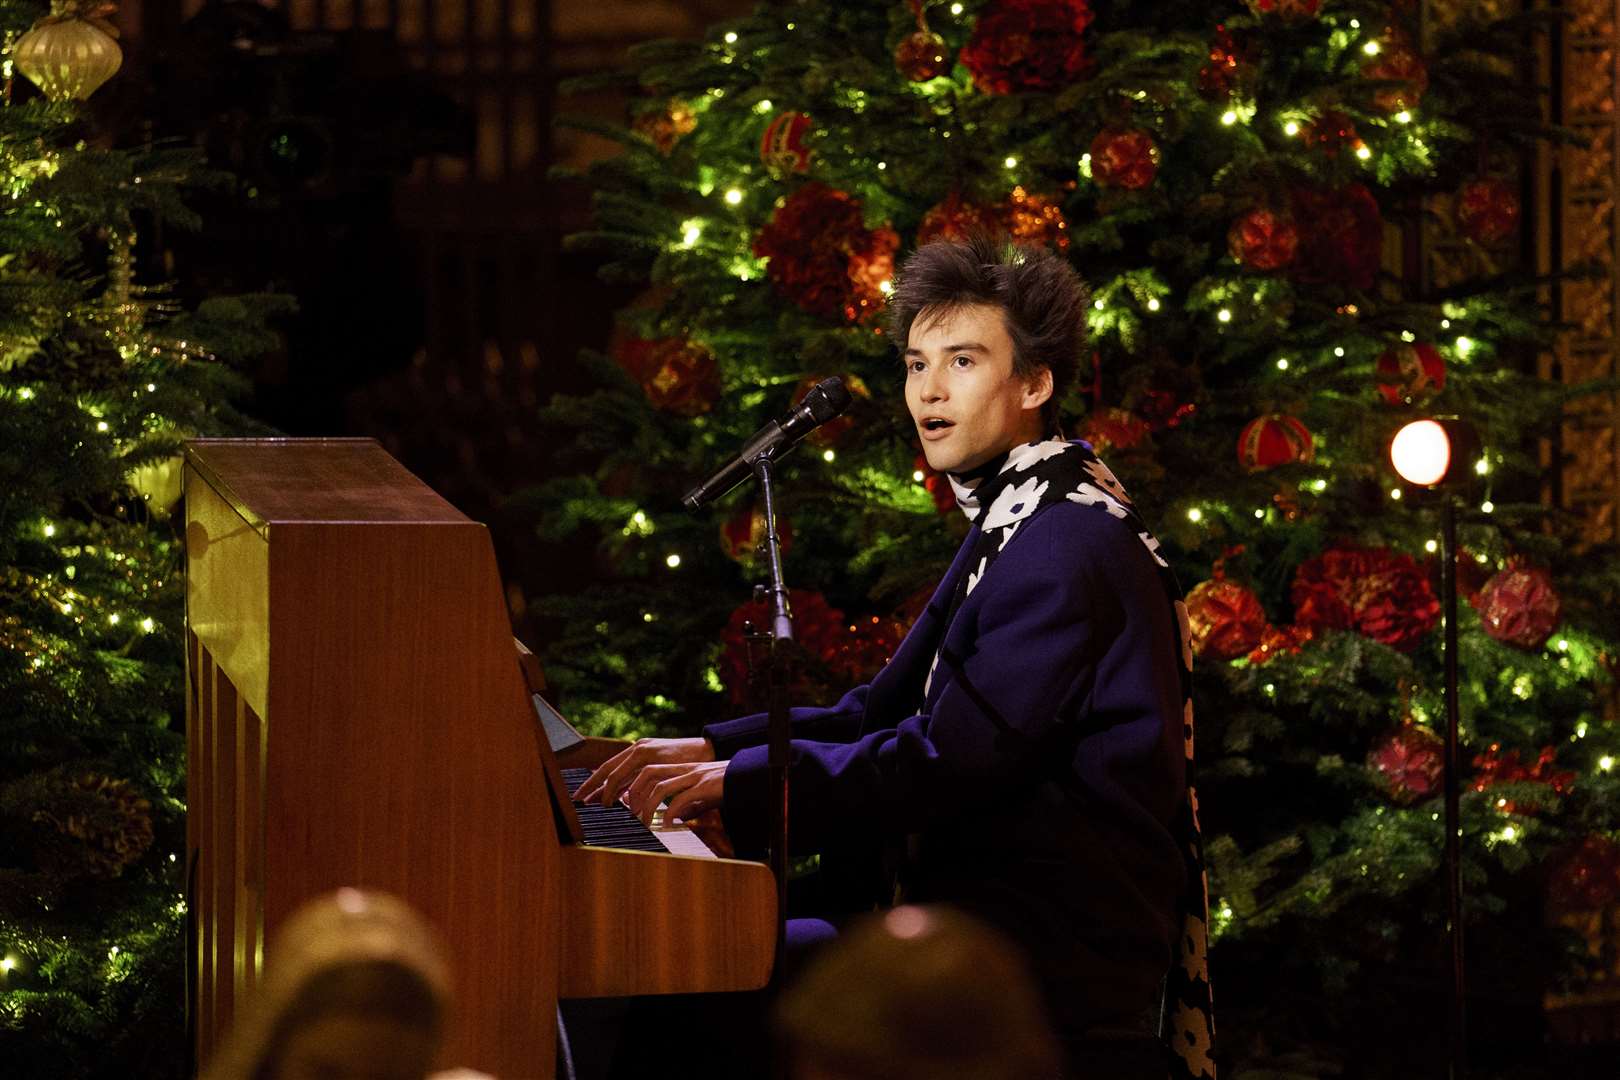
[561,768,717,859]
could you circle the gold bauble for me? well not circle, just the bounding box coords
[14,3,124,102]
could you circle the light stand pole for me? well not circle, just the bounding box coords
[1391,416,1480,1080]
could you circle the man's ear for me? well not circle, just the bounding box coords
[1023,367,1054,411]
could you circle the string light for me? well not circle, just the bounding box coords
[1355,145,1372,161]
[1221,110,1239,126]
[1187,508,1204,523]
[823,449,836,462]
[139,617,154,633]
[1481,500,1494,513]
[1217,309,1232,323]
[1334,347,1345,357]
[1277,358,1289,370]
[1004,156,1018,169]
[724,31,738,43]
[681,221,702,247]
[1254,508,1265,519]
[1600,755,1615,772]
[18,387,34,400]
[1147,298,1161,312]
[1284,120,1301,136]
[723,189,743,205]
[1311,479,1328,492]
[1363,40,1382,56]
[1475,458,1490,475]
[1425,540,1438,553]
[877,161,887,171]
[1395,111,1413,124]
[950,2,963,13]
[42,523,55,537]
[1,956,16,973]
[754,99,773,114]
[913,470,925,482]
[1390,488,1402,500]
[665,554,682,569]
[1455,337,1474,357]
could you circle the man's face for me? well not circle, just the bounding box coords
[905,303,1052,475]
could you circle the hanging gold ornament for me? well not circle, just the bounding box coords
[13,1,123,102]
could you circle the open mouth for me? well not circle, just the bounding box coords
[921,418,955,432]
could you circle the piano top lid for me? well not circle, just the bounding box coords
[185,438,472,537]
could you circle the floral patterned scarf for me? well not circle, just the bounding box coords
[943,438,1217,1080]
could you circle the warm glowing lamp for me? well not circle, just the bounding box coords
[1389,417,1480,491]
[1390,419,1451,486]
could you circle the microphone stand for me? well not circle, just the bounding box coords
[751,455,793,974]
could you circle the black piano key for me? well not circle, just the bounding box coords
[560,768,672,852]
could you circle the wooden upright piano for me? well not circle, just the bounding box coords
[183,438,776,1076]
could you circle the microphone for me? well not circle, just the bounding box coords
[682,376,853,510]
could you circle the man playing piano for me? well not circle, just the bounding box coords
[577,235,1209,1080]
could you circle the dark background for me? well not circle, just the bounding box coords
[105,0,751,643]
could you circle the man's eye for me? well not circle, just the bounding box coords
[952,354,973,367]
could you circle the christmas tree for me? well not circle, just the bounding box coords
[537,1,1620,1073]
[0,5,288,1075]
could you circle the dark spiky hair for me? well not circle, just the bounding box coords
[888,234,1089,436]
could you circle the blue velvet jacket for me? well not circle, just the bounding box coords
[702,498,1188,1037]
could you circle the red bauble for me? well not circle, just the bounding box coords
[760,111,815,174]
[999,186,1071,249]
[1244,0,1321,18]
[1185,577,1268,662]
[1228,208,1300,271]
[1291,545,1441,652]
[1198,25,1249,101]
[616,337,722,416]
[1368,724,1445,804]
[1078,407,1152,455]
[1456,178,1522,246]
[1090,128,1160,191]
[1289,183,1384,291]
[1472,743,1575,814]
[896,28,951,81]
[829,614,907,685]
[632,99,696,155]
[1302,110,1359,158]
[1477,565,1562,650]
[1363,42,1428,113]
[752,182,900,323]
[1548,836,1620,912]
[1375,342,1446,405]
[914,452,957,514]
[960,0,1094,94]
[721,505,793,564]
[916,191,1001,247]
[1247,622,1315,664]
[794,373,870,447]
[1237,414,1314,472]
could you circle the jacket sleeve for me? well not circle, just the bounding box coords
[720,503,1156,854]
[700,683,871,759]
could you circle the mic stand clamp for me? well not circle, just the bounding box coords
[750,455,793,975]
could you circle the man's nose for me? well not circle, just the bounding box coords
[919,366,946,402]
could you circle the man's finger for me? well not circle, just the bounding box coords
[576,746,632,803]
[637,774,690,827]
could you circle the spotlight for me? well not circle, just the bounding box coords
[1390,417,1480,492]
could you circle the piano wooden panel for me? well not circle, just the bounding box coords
[558,845,776,998]
[184,438,774,1077]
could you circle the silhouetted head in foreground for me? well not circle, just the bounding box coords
[776,903,1063,1080]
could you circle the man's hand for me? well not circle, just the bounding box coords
[624,761,728,827]
[573,737,715,807]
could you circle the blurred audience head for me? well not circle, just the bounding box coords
[776,904,1062,1080]
[206,888,453,1080]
